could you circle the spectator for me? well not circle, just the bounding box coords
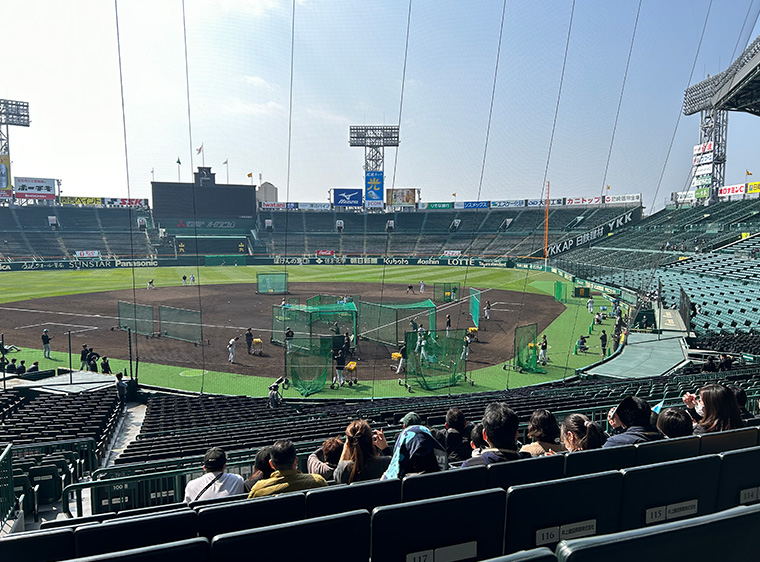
[116,373,127,406]
[701,356,718,373]
[400,411,422,428]
[603,396,662,448]
[249,440,327,497]
[26,361,40,373]
[656,408,694,438]
[718,353,734,372]
[334,420,392,483]
[243,447,273,493]
[17,360,26,375]
[307,437,343,480]
[469,422,487,458]
[184,447,245,503]
[80,344,89,370]
[439,407,472,462]
[382,425,447,479]
[461,403,530,467]
[268,384,282,409]
[101,356,112,374]
[726,384,755,420]
[684,384,744,434]
[549,414,606,453]
[87,348,100,373]
[520,409,566,456]
[6,358,17,373]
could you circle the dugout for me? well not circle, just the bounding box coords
[271,302,358,346]
[357,300,436,347]
[257,272,289,294]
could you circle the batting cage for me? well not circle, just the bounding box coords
[433,283,460,303]
[357,300,436,347]
[257,272,288,294]
[554,281,569,303]
[286,336,332,396]
[514,323,546,374]
[117,301,154,336]
[406,329,468,391]
[306,294,360,307]
[469,288,481,328]
[271,302,358,346]
[158,305,203,343]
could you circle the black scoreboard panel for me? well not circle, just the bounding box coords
[152,182,256,220]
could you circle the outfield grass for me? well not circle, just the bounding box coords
[0,266,605,398]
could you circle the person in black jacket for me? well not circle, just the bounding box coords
[80,344,90,370]
[603,396,663,448]
[87,348,101,373]
[439,407,473,463]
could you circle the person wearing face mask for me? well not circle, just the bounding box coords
[682,384,744,434]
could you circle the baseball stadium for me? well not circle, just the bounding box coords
[3,2,760,559]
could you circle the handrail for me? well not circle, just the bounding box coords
[0,443,14,528]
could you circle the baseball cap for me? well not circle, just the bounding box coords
[400,411,422,427]
[43,329,49,332]
[203,447,227,470]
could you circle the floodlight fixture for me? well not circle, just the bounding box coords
[349,125,400,172]
[0,99,30,127]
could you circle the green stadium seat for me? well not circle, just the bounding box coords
[196,491,305,539]
[402,465,488,502]
[619,455,720,530]
[505,471,623,554]
[487,454,565,490]
[634,435,699,465]
[371,489,507,561]
[563,445,636,477]
[482,549,557,561]
[698,426,759,454]
[12,469,39,521]
[40,513,117,529]
[60,537,210,562]
[717,445,760,510]
[211,509,369,562]
[0,527,76,562]
[555,504,760,561]
[29,464,64,505]
[305,478,401,518]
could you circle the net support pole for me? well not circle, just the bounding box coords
[68,331,73,385]
[127,328,133,380]
[1,333,5,392]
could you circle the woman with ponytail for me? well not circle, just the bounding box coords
[556,413,607,452]
[334,420,392,483]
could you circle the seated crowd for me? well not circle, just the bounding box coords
[183,382,757,503]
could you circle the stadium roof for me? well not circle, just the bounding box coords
[683,34,760,116]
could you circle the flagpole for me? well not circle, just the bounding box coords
[225,161,229,184]
[177,161,181,182]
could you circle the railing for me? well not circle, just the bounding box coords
[0,443,14,528]
[13,438,98,474]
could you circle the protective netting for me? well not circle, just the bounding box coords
[679,286,692,333]
[158,305,202,343]
[286,336,331,396]
[433,283,460,303]
[203,255,244,266]
[407,329,467,391]
[357,300,436,347]
[306,294,359,307]
[554,281,568,303]
[117,301,154,336]
[469,288,481,328]
[257,272,288,294]
[514,323,546,374]
[271,302,358,345]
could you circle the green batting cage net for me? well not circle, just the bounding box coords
[514,323,546,374]
[257,272,288,294]
[357,300,437,347]
[271,302,358,345]
[158,305,202,343]
[554,281,569,303]
[434,283,460,303]
[118,301,154,336]
[469,288,481,328]
[407,329,467,391]
[286,336,332,396]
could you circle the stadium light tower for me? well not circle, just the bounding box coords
[349,125,400,172]
[0,99,30,193]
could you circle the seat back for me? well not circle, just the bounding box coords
[505,471,623,554]
[40,513,117,529]
[487,454,565,490]
[402,465,488,502]
[717,445,760,510]
[305,478,401,518]
[12,472,36,515]
[196,491,305,539]
[698,426,759,454]
[556,504,760,561]
[372,488,507,561]
[634,435,699,465]
[619,455,720,530]
[483,548,557,561]
[212,510,369,562]
[61,537,210,562]
[28,465,63,504]
[563,445,636,477]
[0,528,75,562]
[74,510,199,557]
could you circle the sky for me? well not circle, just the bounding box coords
[4,0,760,212]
